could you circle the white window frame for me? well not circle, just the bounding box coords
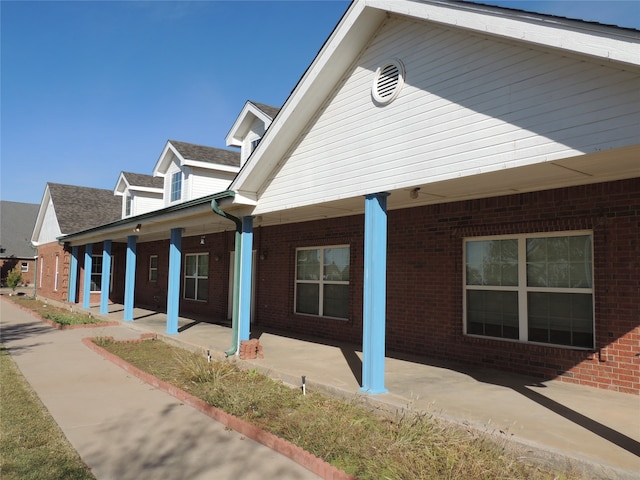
[149,255,158,282]
[125,194,132,216]
[54,255,59,291]
[463,231,595,349]
[170,171,182,202]
[21,262,28,272]
[90,255,102,292]
[183,253,208,301]
[90,255,114,293]
[294,245,350,320]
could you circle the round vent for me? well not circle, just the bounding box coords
[372,59,405,105]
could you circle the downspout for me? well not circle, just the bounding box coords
[211,193,242,357]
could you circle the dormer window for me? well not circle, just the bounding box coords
[251,138,261,153]
[125,194,132,216]
[170,172,182,202]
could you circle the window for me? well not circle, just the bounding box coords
[184,253,208,301]
[149,255,158,282]
[250,138,261,153]
[295,246,349,319]
[54,256,59,291]
[21,262,28,272]
[90,256,102,292]
[125,194,132,216]
[464,232,594,348]
[170,172,182,202]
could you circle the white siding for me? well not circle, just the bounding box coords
[38,199,62,244]
[256,16,640,213]
[190,167,236,199]
[241,118,267,165]
[133,192,163,215]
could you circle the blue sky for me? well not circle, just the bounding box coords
[2,1,638,205]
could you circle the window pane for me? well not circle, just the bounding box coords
[185,255,197,276]
[324,248,349,281]
[528,292,593,348]
[297,250,320,280]
[527,235,592,288]
[296,284,319,315]
[149,269,158,282]
[184,278,196,299]
[197,279,208,301]
[150,256,158,268]
[466,290,518,339]
[323,284,349,319]
[197,254,209,276]
[466,240,517,286]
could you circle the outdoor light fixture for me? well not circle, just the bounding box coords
[409,187,420,199]
[133,224,142,232]
[200,235,206,245]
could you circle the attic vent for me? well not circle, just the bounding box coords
[372,59,405,105]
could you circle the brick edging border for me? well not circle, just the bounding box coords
[82,336,356,480]
[0,297,119,330]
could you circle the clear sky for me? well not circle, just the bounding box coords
[2,0,638,205]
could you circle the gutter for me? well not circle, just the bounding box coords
[211,192,242,357]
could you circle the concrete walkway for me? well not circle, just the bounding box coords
[0,299,320,480]
[2,296,639,479]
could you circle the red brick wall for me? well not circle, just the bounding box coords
[132,231,232,321]
[255,178,639,394]
[35,242,69,303]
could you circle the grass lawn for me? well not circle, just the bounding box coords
[8,296,106,326]
[0,344,95,480]
[96,337,580,480]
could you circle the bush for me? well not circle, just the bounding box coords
[6,266,22,291]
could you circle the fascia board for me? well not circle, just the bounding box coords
[127,186,164,194]
[31,187,52,245]
[152,141,183,176]
[230,1,382,193]
[113,173,130,195]
[225,102,274,147]
[373,0,640,67]
[182,159,240,173]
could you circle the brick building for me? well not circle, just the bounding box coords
[33,1,639,394]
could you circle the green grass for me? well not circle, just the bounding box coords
[0,344,95,480]
[8,296,105,326]
[96,337,580,480]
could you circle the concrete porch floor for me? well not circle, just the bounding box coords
[87,302,639,479]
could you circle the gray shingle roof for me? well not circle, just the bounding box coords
[47,183,122,235]
[169,140,240,168]
[249,101,280,119]
[0,201,38,258]
[121,171,163,189]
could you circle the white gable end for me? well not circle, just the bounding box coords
[36,197,62,245]
[254,15,640,214]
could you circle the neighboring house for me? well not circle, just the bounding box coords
[0,201,38,286]
[37,1,639,394]
[31,183,122,303]
[114,172,164,218]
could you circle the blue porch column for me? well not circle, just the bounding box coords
[166,228,182,334]
[68,245,79,303]
[100,240,112,315]
[238,216,254,343]
[360,192,390,394]
[82,244,93,309]
[123,235,137,321]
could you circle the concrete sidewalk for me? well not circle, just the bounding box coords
[0,299,321,480]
